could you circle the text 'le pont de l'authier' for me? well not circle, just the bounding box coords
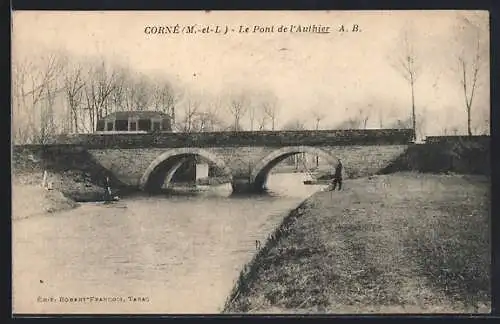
[143,24,361,35]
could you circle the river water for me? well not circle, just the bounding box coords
[12,173,326,314]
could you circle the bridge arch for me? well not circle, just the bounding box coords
[139,148,232,191]
[250,146,337,190]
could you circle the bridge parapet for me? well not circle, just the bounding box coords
[48,129,414,148]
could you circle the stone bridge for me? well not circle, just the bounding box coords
[19,129,414,193]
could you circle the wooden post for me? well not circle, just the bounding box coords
[42,170,48,189]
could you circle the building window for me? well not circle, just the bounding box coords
[115,120,128,131]
[162,118,172,132]
[129,121,137,131]
[138,119,151,131]
[96,120,105,131]
[152,121,161,131]
[106,121,114,131]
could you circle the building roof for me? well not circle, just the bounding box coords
[102,111,170,120]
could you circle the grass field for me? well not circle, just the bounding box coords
[223,172,490,314]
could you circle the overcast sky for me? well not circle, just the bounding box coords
[12,10,490,135]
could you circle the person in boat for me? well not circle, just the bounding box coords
[103,176,112,200]
[331,158,343,191]
[104,176,120,201]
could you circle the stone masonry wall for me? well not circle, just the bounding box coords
[49,129,414,148]
[87,145,408,188]
[87,147,271,186]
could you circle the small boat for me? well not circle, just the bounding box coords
[102,197,127,208]
[102,195,120,202]
[103,177,121,202]
[88,198,126,208]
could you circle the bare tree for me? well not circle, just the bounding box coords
[82,58,118,131]
[119,69,137,112]
[361,98,398,129]
[282,119,306,169]
[115,71,151,112]
[388,107,427,140]
[311,109,326,167]
[389,27,421,140]
[228,93,249,132]
[108,66,129,113]
[131,75,151,110]
[192,110,226,132]
[263,99,279,131]
[37,79,61,143]
[13,51,184,139]
[248,103,257,131]
[455,13,488,136]
[192,111,209,132]
[250,92,279,131]
[63,61,85,133]
[119,69,149,112]
[337,106,371,129]
[196,97,226,131]
[177,96,200,132]
[150,77,177,116]
[13,53,65,143]
[257,112,268,131]
[358,106,371,129]
[248,97,272,131]
[12,58,32,143]
[111,69,178,121]
[311,109,326,131]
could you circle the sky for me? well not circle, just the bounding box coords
[12,10,490,135]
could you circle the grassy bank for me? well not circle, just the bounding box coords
[223,172,490,314]
[379,140,490,176]
[12,182,79,221]
[12,147,129,220]
[13,170,111,202]
[12,147,134,202]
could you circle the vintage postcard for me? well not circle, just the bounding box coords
[11,10,491,314]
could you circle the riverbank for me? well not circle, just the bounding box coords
[14,170,112,200]
[12,145,137,204]
[12,167,120,220]
[223,172,490,314]
[12,181,79,221]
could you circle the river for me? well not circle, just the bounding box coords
[12,172,326,314]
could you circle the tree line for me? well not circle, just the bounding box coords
[388,13,489,140]
[11,51,287,144]
[11,13,489,145]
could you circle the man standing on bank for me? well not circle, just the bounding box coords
[331,158,343,191]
